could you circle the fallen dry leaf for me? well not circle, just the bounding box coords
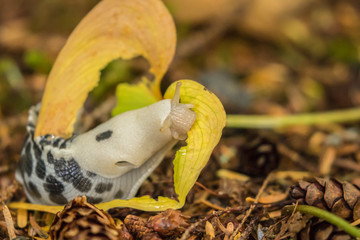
[2,203,16,239]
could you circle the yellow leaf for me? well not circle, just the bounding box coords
[10,80,226,213]
[17,208,28,228]
[96,80,226,211]
[9,196,180,214]
[35,0,176,138]
[8,202,63,215]
[164,80,226,205]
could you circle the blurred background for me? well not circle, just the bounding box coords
[1,0,360,175]
[1,2,360,238]
[1,0,359,115]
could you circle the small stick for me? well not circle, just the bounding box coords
[180,206,247,240]
[195,182,220,196]
[230,172,273,240]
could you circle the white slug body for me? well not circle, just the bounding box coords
[71,100,174,178]
[16,84,196,205]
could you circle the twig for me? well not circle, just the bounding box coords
[195,182,220,196]
[277,144,317,172]
[334,158,360,172]
[274,201,299,240]
[240,215,261,240]
[29,214,49,238]
[200,199,226,211]
[230,173,273,239]
[180,206,246,240]
[261,219,285,239]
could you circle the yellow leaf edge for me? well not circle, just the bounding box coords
[9,79,226,213]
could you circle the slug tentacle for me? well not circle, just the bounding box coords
[162,82,196,140]
[17,84,196,205]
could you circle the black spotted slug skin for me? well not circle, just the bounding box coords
[16,86,196,205]
[15,105,171,205]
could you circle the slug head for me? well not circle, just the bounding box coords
[161,82,196,140]
[70,83,196,178]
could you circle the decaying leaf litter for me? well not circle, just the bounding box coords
[1,0,360,239]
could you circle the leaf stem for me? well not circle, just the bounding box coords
[283,205,360,238]
[226,108,360,129]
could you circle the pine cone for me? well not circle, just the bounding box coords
[290,178,360,220]
[49,196,131,240]
[309,220,352,240]
[124,215,162,240]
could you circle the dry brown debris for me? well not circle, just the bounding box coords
[124,209,190,239]
[124,215,162,240]
[49,196,127,240]
[290,178,360,220]
[272,212,351,240]
[2,0,360,239]
[148,209,190,236]
[2,203,16,239]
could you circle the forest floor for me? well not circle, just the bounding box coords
[1,0,360,239]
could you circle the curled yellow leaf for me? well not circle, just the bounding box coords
[35,0,176,138]
[90,80,225,211]
[92,80,226,211]
[164,80,226,205]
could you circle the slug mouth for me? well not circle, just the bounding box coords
[115,161,137,168]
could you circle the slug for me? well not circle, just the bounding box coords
[15,83,196,205]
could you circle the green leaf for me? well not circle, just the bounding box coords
[111,80,158,115]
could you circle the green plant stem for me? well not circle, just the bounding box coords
[283,205,360,238]
[226,108,360,129]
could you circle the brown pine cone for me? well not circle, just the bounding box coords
[124,215,162,240]
[309,220,352,240]
[290,178,360,220]
[49,196,132,240]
